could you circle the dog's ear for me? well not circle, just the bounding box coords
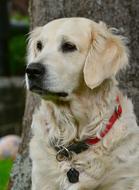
[83,22,129,89]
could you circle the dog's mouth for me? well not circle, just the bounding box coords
[30,85,68,98]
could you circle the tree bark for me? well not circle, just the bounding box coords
[10,0,139,189]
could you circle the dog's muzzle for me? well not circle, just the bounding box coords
[25,62,45,92]
[25,62,68,97]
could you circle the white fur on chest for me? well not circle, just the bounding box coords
[30,98,139,190]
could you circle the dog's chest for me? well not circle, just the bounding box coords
[32,105,139,189]
[32,104,100,182]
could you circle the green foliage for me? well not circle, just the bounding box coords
[9,35,27,75]
[0,159,13,190]
[12,12,29,25]
[9,13,29,75]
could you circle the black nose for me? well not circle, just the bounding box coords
[25,63,45,79]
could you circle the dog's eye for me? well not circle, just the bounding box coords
[36,41,43,51]
[61,42,77,53]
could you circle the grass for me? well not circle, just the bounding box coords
[0,159,13,190]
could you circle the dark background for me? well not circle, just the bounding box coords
[0,0,28,137]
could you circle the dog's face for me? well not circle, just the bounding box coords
[26,18,128,99]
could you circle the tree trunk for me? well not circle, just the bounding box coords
[10,0,139,189]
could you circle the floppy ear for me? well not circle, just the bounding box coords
[83,22,129,89]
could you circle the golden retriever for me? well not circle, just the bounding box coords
[25,18,139,190]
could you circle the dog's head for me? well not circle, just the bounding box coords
[26,18,128,99]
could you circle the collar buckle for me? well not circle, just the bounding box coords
[56,146,73,162]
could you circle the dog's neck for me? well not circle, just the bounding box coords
[69,79,119,139]
[41,78,120,146]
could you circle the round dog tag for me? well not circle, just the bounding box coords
[67,168,79,183]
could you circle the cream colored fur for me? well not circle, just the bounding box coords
[26,18,139,190]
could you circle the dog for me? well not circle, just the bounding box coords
[25,18,139,190]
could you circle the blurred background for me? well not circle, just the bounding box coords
[0,0,28,136]
[0,0,28,189]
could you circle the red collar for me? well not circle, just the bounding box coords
[85,96,122,145]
